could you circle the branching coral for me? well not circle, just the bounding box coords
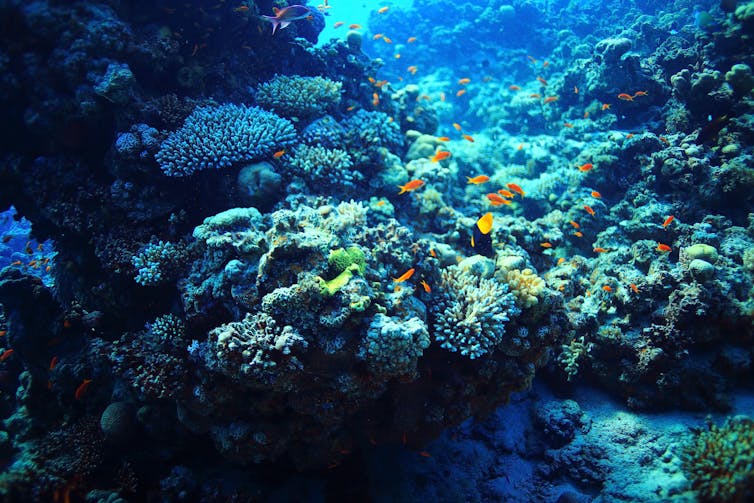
[505,268,546,309]
[155,104,297,176]
[360,314,430,377]
[283,144,359,190]
[256,75,342,120]
[431,263,519,359]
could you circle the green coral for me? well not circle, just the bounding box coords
[681,416,754,502]
[318,247,366,296]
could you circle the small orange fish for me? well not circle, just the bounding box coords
[617,93,633,101]
[601,103,611,110]
[662,215,674,228]
[542,60,549,68]
[0,330,6,337]
[569,220,580,229]
[584,111,591,118]
[378,6,389,13]
[466,175,489,185]
[0,349,13,362]
[583,205,596,216]
[529,93,542,99]
[429,249,437,258]
[233,5,249,12]
[563,122,574,128]
[537,76,548,86]
[372,92,379,106]
[462,134,475,142]
[272,149,286,158]
[349,24,361,29]
[431,151,452,163]
[486,193,511,206]
[591,191,602,198]
[656,243,672,253]
[543,96,559,104]
[593,247,608,253]
[574,86,579,94]
[633,90,648,97]
[407,65,418,75]
[509,85,521,91]
[375,200,386,207]
[456,89,467,97]
[346,105,356,111]
[497,189,515,198]
[398,179,424,194]
[506,183,525,197]
[458,78,471,85]
[393,268,415,283]
[517,143,524,150]
[452,123,462,131]
[333,21,344,28]
[578,163,593,172]
[373,33,384,40]
[75,378,93,400]
[419,451,432,458]
[49,356,58,371]
[436,136,450,142]
[629,283,639,294]
[11,260,21,266]
[557,257,566,265]
[540,242,553,248]
[420,280,431,293]
[439,92,446,101]
[659,136,670,145]
[626,133,634,139]
[574,231,583,238]
[383,36,392,44]
[407,36,417,43]
[602,285,613,292]
[527,55,538,64]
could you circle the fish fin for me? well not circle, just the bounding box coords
[281,21,291,29]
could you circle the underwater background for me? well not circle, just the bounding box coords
[1,0,754,501]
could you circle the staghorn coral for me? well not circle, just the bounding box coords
[505,268,546,310]
[431,261,519,359]
[155,104,297,176]
[256,75,342,120]
[131,240,186,286]
[681,416,754,502]
[282,144,359,191]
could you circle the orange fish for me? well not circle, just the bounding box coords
[563,122,574,128]
[349,24,361,29]
[272,149,286,158]
[233,5,250,12]
[537,76,548,86]
[462,134,475,142]
[497,189,515,198]
[372,92,379,106]
[439,92,446,101]
[527,55,538,64]
[456,89,467,97]
[569,220,580,229]
[333,21,344,28]
[601,103,611,110]
[529,93,542,99]
[633,90,648,97]
[516,143,524,150]
[629,283,640,294]
[452,122,462,131]
[540,242,553,248]
[0,330,6,337]
[373,33,384,40]
[0,349,13,362]
[419,451,432,458]
[75,378,92,400]
[378,6,389,14]
[543,96,559,104]
[393,268,415,283]
[662,215,674,228]
[429,249,437,258]
[574,231,583,238]
[656,243,672,253]
[407,36,417,43]
[383,36,392,44]
[593,247,608,253]
[466,175,489,185]
[398,179,424,194]
[578,163,593,172]
[557,257,566,265]
[431,151,451,163]
[407,65,418,75]
[436,136,450,142]
[49,356,58,371]
[574,86,579,94]
[506,183,525,197]
[583,205,595,216]
[591,191,602,198]
[602,285,613,292]
[458,78,471,85]
[420,280,431,293]
[617,93,633,101]
[486,193,511,206]
[542,60,549,68]
[509,85,521,91]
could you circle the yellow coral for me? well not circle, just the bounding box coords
[506,268,545,309]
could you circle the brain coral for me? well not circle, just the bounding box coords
[431,264,519,359]
[256,75,342,120]
[155,104,297,176]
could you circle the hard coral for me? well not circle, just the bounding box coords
[256,75,342,120]
[505,268,546,310]
[155,104,297,176]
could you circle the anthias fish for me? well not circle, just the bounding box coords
[261,5,312,35]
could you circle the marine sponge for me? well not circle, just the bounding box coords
[506,268,546,309]
[431,264,518,359]
[256,75,342,120]
[155,104,297,176]
[681,416,754,501]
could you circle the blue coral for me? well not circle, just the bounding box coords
[155,104,297,176]
[132,240,185,286]
[343,110,405,154]
[256,75,342,120]
[431,264,519,359]
[301,115,347,148]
